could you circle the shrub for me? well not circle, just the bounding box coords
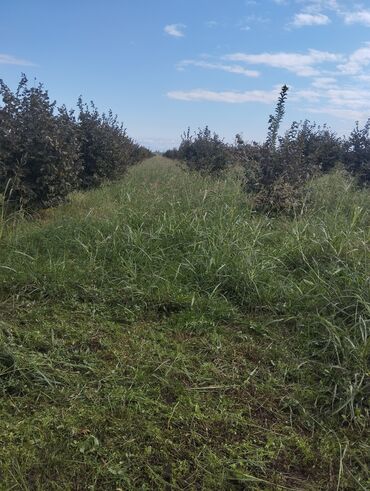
[266,84,289,149]
[343,120,370,185]
[279,121,342,174]
[238,87,344,212]
[0,75,152,210]
[77,99,134,188]
[158,88,368,212]
[130,143,153,163]
[163,148,179,160]
[0,75,81,209]
[178,126,231,174]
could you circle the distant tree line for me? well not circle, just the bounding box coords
[164,86,370,211]
[0,75,152,210]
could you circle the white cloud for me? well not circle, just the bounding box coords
[177,59,260,77]
[274,0,339,10]
[169,41,370,127]
[224,49,342,76]
[300,83,370,121]
[311,77,337,88]
[167,85,370,116]
[338,44,370,74]
[205,20,218,28]
[292,13,331,26]
[238,14,270,31]
[296,83,370,112]
[308,106,366,121]
[293,89,321,102]
[167,88,279,103]
[164,24,186,37]
[166,77,370,127]
[324,88,370,109]
[0,54,34,66]
[343,10,370,27]
[357,74,370,82]
[288,0,341,13]
[275,1,370,30]
[167,75,370,126]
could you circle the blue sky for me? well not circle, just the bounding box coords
[2,0,370,149]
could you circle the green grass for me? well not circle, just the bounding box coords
[0,157,369,490]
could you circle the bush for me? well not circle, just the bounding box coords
[130,143,153,163]
[343,120,370,185]
[77,99,136,188]
[177,126,231,174]
[279,121,342,174]
[237,87,344,212]
[169,86,367,213]
[0,75,152,210]
[0,75,81,209]
[163,148,179,160]
[156,87,369,214]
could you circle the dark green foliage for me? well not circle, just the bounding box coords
[0,75,81,209]
[163,147,179,160]
[77,98,144,188]
[0,75,151,210]
[177,126,231,174]
[343,120,370,185]
[166,85,367,213]
[255,121,342,210]
[266,84,289,149]
[238,88,344,212]
[279,121,342,173]
[130,143,153,162]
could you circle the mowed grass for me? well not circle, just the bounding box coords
[0,156,369,490]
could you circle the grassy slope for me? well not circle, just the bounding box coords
[0,157,369,490]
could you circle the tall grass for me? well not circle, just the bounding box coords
[0,157,368,489]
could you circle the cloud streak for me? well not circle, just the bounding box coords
[167,88,279,103]
[164,24,186,37]
[177,59,260,77]
[167,23,370,126]
[224,49,342,76]
[343,10,370,27]
[292,13,331,27]
[0,54,35,66]
[338,44,370,75]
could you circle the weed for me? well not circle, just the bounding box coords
[0,157,368,489]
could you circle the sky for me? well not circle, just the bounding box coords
[2,0,370,150]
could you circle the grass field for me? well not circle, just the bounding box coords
[0,156,369,490]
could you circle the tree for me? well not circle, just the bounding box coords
[0,75,81,209]
[343,121,370,185]
[266,85,289,149]
[77,98,148,188]
[178,126,230,174]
